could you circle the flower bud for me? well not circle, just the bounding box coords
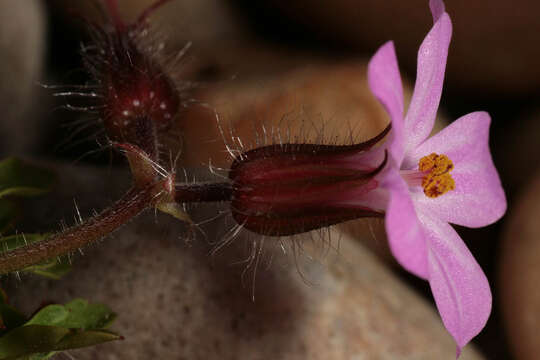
[229,126,389,236]
[83,0,179,158]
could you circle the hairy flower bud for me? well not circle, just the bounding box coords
[83,0,179,158]
[229,126,389,236]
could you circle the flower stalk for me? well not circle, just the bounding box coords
[174,182,233,203]
[25,0,504,356]
[0,182,159,275]
[0,179,236,275]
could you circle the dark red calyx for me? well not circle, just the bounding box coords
[101,48,179,136]
[229,126,389,236]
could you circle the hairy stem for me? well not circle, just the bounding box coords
[0,179,235,275]
[0,183,159,275]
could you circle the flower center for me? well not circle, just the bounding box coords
[418,153,455,198]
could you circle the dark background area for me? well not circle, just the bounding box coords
[4,0,540,358]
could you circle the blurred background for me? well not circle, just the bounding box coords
[1,0,540,358]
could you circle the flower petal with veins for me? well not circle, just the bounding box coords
[429,0,446,21]
[382,169,429,279]
[367,0,505,354]
[402,11,452,166]
[367,41,404,163]
[420,212,492,356]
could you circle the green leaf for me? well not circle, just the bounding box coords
[19,330,122,360]
[0,326,120,360]
[24,261,72,280]
[24,353,56,360]
[0,304,26,334]
[0,299,120,359]
[54,329,121,351]
[0,159,62,278]
[57,299,116,330]
[0,234,71,279]
[27,299,116,330]
[0,325,69,359]
[0,158,54,199]
[25,306,68,327]
[0,234,45,253]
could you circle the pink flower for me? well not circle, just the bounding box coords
[367,0,506,355]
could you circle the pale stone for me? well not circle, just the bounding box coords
[176,62,389,167]
[5,163,484,359]
[0,0,46,154]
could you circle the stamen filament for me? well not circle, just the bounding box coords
[400,169,429,188]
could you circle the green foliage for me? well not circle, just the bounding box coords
[0,299,120,360]
[0,158,122,358]
[0,158,69,279]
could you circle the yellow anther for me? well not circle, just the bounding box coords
[419,153,454,175]
[423,173,455,198]
[418,153,455,198]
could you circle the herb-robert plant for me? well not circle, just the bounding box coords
[0,0,505,356]
[0,0,231,281]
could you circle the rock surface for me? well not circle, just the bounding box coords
[5,162,484,359]
[0,0,46,155]
[499,173,540,359]
[177,62,389,168]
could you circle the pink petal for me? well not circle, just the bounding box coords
[408,112,507,228]
[367,41,405,164]
[429,0,446,21]
[403,11,452,157]
[419,211,491,355]
[382,168,428,279]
